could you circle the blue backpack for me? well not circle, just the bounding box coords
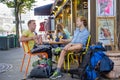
[69,42,114,80]
[85,43,114,80]
[85,45,105,80]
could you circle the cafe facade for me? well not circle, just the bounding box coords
[51,0,120,47]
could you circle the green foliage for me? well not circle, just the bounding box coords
[6,1,14,7]
[1,0,36,47]
[19,0,36,13]
[0,0,36,13]
[0,0,7,3]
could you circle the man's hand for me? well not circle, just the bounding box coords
[63,43,72,51]
[19,35,37,42]
[34,35,43,44]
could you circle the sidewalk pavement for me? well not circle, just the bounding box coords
[0,47,119,80]
[0,47,79,80]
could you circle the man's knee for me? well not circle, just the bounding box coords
[61,49,67,56]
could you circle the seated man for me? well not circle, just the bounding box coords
[19,20,41,49]
[19,20,52,59]
[50,16,90,80]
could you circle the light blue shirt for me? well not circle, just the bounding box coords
[71,28,89,46]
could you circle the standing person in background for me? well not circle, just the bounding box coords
[50,16,90,80]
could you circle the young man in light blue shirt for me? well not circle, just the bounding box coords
[50,16,90,80]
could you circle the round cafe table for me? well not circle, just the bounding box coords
[43,40,67,45]
[48,41,66,44]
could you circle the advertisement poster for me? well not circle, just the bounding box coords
[96,17,115,45]
[96,0,115,16]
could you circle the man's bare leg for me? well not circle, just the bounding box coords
[57,50,66,68]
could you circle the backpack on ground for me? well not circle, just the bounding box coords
[68,42,114,80]
[28,58,52,78]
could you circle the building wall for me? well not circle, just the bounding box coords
[116,0,120,48]
[52,0,119,46]
[116,0,120,35]
[89,0,96,44]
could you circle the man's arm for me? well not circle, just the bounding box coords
[60,38,72,43]
[19,35,37,42]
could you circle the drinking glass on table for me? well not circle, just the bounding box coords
[53,36,56,41]
[59,35,63,42]
[47,35,50,41]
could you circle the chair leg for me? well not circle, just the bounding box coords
[75,55,78,62]
[71,54,74,63]
[78,54,83,66]
[24,55,31,78]
[67,53,71,70]
[63,60,66,70]
[67,54,69,70]
[80,55,82,63]
[56,56,59,61]
[20,54,26,72]
[67,52,74,70]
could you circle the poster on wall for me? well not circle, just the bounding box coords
[96,0,115,16]
[96,17,115,45]
[39,22,45,31]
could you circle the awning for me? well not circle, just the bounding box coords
[34,4,53,16]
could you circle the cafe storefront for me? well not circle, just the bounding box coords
[51,0,120,47]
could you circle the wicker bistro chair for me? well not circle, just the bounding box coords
[64,35,91,70]
[20,42,48,78]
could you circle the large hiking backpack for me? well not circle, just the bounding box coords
[69,42,114,80]
[85,44,106,80]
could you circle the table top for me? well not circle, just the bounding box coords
[49,41,66,44]
[43,40,67,44]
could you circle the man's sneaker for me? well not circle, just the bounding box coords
[49,71,62,80]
